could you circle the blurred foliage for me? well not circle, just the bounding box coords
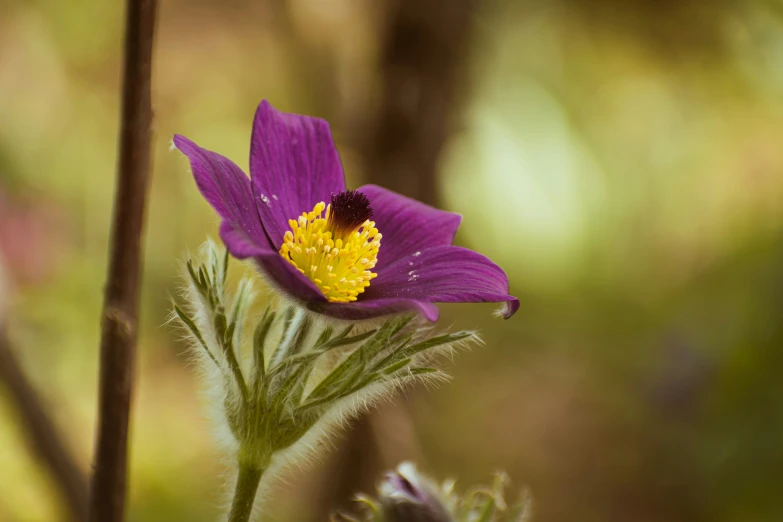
[1,0,783,521]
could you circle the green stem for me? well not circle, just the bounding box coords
[227,464,264,522]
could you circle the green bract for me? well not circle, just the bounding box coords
[172,241,478,519]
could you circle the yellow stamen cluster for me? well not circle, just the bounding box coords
[279,202,381,303]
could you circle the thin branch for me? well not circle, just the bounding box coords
[360,0,477,207]
[0,326,88,521]
[88,0,157,521]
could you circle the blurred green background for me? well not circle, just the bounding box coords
[2,0,783,520]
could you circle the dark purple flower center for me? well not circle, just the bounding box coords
[329,190,373,234]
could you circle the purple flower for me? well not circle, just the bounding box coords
[173,100,518,322]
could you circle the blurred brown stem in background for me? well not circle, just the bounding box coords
[361,0,477,203]
[319,0,478,516]
[88,0,157,521]
[0,326,88,522]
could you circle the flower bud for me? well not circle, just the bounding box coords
[379,462,453,522]
[339,462,533,522]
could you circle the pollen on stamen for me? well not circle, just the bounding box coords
[278,196,380,303]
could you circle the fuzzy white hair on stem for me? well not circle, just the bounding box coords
[171,241,481,521]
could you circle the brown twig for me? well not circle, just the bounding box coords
[361,0,476,206]
[0,326,88,521]
[88,0,157,521]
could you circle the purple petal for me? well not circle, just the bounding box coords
[365,245,519,319]
[252,251,327,304]
[219,221,270,257]
[174,135,271,257]
[250,100,346,249]
[358,185,462,270]
[385,473,423,503]
[306,297,440,322]
[221,220,329,304]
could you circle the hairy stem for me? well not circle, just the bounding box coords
[89,0,157,520]
[227,464,264,522]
